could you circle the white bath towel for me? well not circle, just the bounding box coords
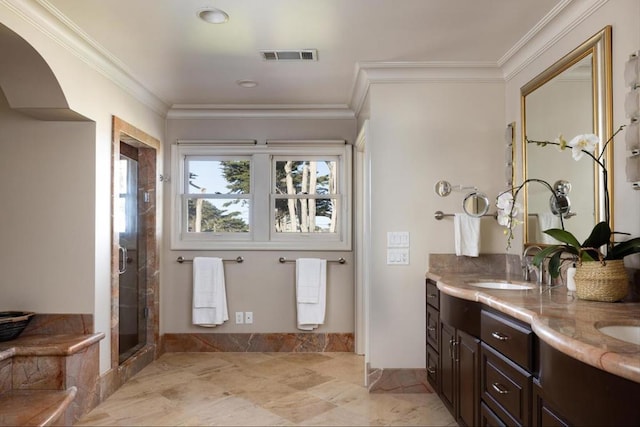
[296,258,327,330]
[192,257,229,326]
[454,213,480,257]
[538,212,561,244]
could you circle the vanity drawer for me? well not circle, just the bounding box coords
[481,310,533,371]
[426,279,440,310]
[426,304,440,350]
[481,343,532,426]
[426,342,439,392]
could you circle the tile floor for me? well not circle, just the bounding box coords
[77,352,456,426]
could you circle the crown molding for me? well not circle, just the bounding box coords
[349,61,503,116]
[167,104,355,120]
[501,0,609,81]
[2,0,169,116]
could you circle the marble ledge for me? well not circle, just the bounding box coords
[0,333,105,357]
[428,271,640,384]
[0,387,76,427]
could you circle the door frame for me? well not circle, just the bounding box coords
[354,120,371,382]
[111,116,160,369]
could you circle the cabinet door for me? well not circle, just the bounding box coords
[533,380,570,427]
[458,329,480,427]
[440,321,456,414]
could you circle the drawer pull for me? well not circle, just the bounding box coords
[491,331,510,341]
[427,367,437,375]
[427,326,436,332]
[491,382,509,394]
[427,293,438,299]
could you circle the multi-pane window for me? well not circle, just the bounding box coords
[184,157,251,234]
[272,158,339,234]
[171,142,351,250]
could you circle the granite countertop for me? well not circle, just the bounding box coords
[427,271,640,384]
[0,332,105,357]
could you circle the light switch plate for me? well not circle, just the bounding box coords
[387,248,410,265]
[387,231,410,248]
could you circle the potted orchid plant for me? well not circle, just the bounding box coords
[496,126,640,301]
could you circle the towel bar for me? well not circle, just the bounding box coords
[278,257,346,264]
[176,256,244,263]
[434,210,498,220]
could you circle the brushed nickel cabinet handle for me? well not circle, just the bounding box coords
[491,331,509,341]
[492,382,509,394]
[427,326,436,332]
[427,367,436,375]
[427,293,438,298]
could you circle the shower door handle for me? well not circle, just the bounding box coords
[118,246,127,274]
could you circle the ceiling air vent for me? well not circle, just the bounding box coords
[260,49,318,61]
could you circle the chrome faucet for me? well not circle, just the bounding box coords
[522,245,543,284]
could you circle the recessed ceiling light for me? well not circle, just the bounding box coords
[198,8,229,24]
[236,80,258,88]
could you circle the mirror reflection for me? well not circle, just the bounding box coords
[463,192,490,217]
[521,26,613,246]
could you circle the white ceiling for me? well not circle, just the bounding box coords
[42,0,562,110]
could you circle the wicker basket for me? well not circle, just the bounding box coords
[574,260,629,302]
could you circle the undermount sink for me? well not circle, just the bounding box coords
[596,324,640,345]
[469,281,535,290]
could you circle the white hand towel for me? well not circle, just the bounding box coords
[192,257,229,326]
[296,258,327,330]
[454,213,480,257]
[538,212,561,244]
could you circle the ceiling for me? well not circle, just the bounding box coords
[42,0,562,111]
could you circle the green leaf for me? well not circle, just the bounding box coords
[542,228,582,250]
[532,245,574,267]
[582,221,611,249]
[608,237,640,260]
[548,252,564,278]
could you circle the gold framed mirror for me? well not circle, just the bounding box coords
[521,26,613,245]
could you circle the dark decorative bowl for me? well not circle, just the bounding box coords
[0,311,35,342]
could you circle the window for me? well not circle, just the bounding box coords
[171,141,351,250]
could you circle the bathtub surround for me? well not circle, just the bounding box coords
[0,325,104,425]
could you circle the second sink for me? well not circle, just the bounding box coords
[596,324,640,345]
[469,281,535,290]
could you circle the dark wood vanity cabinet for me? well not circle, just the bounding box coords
[425,279,440,392]
[439,292,481,426]
[430,292,640,427]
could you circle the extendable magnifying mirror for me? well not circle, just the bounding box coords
[462,191,490,217]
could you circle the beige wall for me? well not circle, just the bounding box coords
[162,118,357,334]
[504,0,640,267]
[0,91,95,312]
[366,81,507,368]
[0,5,165,374]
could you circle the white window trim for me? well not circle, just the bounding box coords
[170,141,352,251]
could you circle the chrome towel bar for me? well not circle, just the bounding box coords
[434,210,498,220]
[278,257,346,264]
[176,256,244,264]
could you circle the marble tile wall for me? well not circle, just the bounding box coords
[162,333,354,353]
[367,368,433,393]
[21,313,93,336]
[428,253,521,277]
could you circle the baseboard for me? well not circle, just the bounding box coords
[367,368,433,393]
[162,332,354,353]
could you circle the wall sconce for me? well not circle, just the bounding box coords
[624,51,639,87]
[625,88,640,119]
[626,118,640,154]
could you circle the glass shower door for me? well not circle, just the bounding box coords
[117,144,147,363]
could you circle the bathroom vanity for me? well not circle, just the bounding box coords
[426,275,640,426]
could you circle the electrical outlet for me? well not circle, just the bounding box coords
[235,311,244,324]
[245,311,253,324]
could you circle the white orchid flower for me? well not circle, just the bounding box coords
[496,192,514,210]
[567,134,598,160]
